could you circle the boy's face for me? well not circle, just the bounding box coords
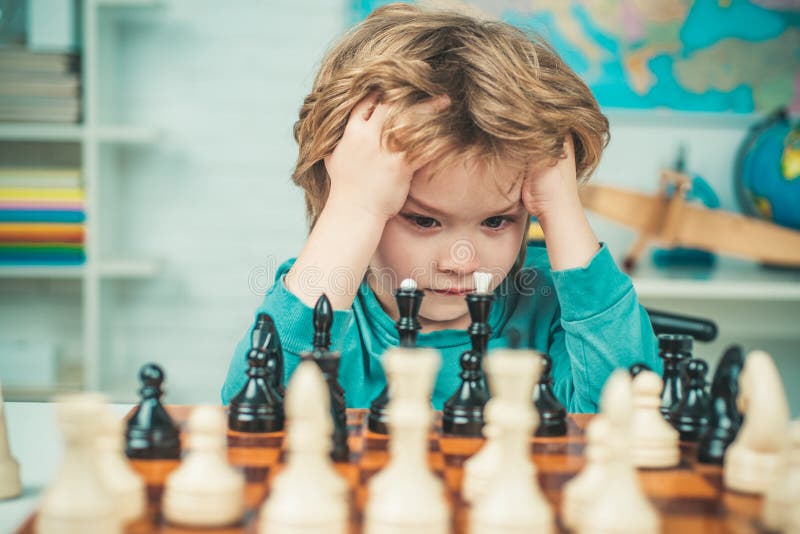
[369,157,528,332]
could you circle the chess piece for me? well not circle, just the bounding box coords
[629,362,651,378]
[365,347,449,534]
[442,271,493,436]
[368,278,423,435]
[125,363,181,459]
[96,408,146,523]
[631,370,679,468]
[259,361,348,534]
[698,345,744,464]
[658,334,693,418]
[266,314,285,396]
[0,383,21,500]
[228,313,285,433]
[669,358,711,442]
[533,353,567,437]
[724,350,790,495]
[506,327,522,349]
[579,371,659,534]
[37,393,121,534]
[303,294,349,462]
[464,348,542,503]
[763,420,800,531]
[469,351,554,533]
[163,406,245,527]
[562,415,611,531]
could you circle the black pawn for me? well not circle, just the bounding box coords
[267,314,285,396]
[125,363,181,459]
[304,294,349,462]
[228,313,285,433]
[507,327,522,349]
[442,350,488,436]
[367,280,423,434]
[534,354,567,437]
[629,362,652,378]
[669,358,711,441]
[658,334,693,419]
[698,345,745,464]
[442,291,493,436]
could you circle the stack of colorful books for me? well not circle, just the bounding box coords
[0,167,85,265]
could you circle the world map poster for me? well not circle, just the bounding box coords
[349,0,800,114]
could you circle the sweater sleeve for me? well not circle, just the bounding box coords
[220,259,355,404]
[546,243,660,413]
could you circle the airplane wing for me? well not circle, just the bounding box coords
[579,184,666,233]
[671,204,800,267]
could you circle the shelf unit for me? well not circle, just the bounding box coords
[0,0,160,400]
[632,257,800,301]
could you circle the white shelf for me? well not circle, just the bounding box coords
[0,123,159,144]
[632,257,800,301]
[97,258,161,278]
[95,0,159,6]
[0,123,84,142]
[0,259,160,280]
[0,265,84,279]
[93,125,159,144]
[3,384,84,401]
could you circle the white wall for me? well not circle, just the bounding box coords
[96,0,344,401]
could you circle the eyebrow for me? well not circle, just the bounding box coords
[405,194,522,218]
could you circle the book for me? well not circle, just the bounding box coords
[0,210,85,224]
[0,72,80,98]
[0,176,82,189]
[0,167,81,179]
[0,223,84,243]
[0,98,80,123]
[0,47,79,74]
[0,188,84,201]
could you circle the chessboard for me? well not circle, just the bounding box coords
[15,407,767,534]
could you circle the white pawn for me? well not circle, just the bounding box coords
[470,350,553,534]
[463,348,539,503]
[163,406,245,527]
[37,393,120,534]
[0,383,21,500]
[562,415,611,531]
[631,370,679,468]
[764,420,800,531]
[578,371,659,534]
[724,350,790,495]
[259,361,348,534]
[95,407,146,523]
[365,347,449,534]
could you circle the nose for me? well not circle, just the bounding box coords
[436,238,480,276]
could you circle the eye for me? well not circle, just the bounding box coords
[402,214,440,229]
[482,215,514,230]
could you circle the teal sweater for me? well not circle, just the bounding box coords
[222,243,661,413]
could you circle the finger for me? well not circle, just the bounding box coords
[411,94,451,115]
[369,101,390,126]
[351,92,381,123]
[563,133,575,159]
[373,94,450,128]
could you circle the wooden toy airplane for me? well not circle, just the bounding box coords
[578,169,800,272]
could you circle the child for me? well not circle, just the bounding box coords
[221,3,660,412]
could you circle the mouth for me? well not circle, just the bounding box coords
[428,288,473,297]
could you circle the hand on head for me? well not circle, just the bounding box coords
[324,92,451,222]
[521,134,579,221]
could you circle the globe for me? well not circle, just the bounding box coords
[735,109,800,231]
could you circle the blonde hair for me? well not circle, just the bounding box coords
[292,2,609,230]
